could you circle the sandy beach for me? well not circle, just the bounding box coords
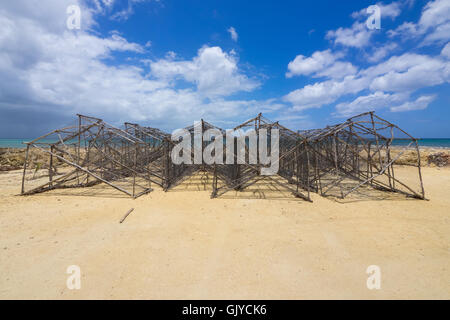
[0,162,449,300]
[2,0,450,305]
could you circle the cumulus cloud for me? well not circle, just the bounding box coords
[110,0,152,21]
[284,53,450,112]
[367,43,398,62]
[390,95,436,111]
[1,0,448,138]
[150,46,260,98]
[388,0,450,45]
[286,50,357,79]
[285,0,450,117]
[351,1,402,20]
[329,1,405,48]
[335,91,407,117]
[369,56,449,92]
[418,0,450,30]
[0,0,273,136]
[286,50,337,77]
[227,27,238,42]
[326,22,374,48]
[442,42,450,58]
[283,75,371,110]
[334,91,435,116]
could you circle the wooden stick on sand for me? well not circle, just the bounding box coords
[120,208,135,224]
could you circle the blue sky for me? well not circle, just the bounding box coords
[0,0,449,138]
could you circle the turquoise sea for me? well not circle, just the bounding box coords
[0,138,79,148]
[1,138,450,148]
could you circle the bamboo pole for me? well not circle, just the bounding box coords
[120,208,134,223]
[21,145,30,194]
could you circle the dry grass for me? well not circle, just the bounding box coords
[0,147,69,171]
[1,146,449,172]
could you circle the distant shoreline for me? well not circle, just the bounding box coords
[2,138,450,149]
[0,138,450,150]
[1,141,450,149]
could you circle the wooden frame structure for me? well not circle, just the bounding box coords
[21,115,153,198]
[296,111,425,200]
[20,112,425,201]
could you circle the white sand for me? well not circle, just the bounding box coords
[0,166,449,299]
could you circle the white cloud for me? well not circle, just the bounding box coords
[285,1,450,116]
[418,0,450,30]
[284,52,450,111]
[273,113,316,130]
[335,91,407,117]
[286,50,335,77]
[351,1,402,20]
[283,0,449,117]
[150,46,260,98]
[227,26,238,42]
[0,0,273,131]
[102,0,115,7]
[284,75,370,110]
[110,0,151,21]
[387,21,418,38]
[388,0,450,45]
[326,22,374,48]
[335,91,436,116]
[370,56,449,92]
[360,53,431,77]
[422,22,450,45]
[286,50,356,79]
[315,61,358,79]
[329,2,405,48]
[367,43,398,62]
[165,51,177,60]
[379,1,403,19]
[0,0,97,33]
[442,42,450,58]
[92,0,115,12]
[390,95,436,111]
[2,0,448,135]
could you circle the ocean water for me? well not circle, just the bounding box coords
[391,138,450,148]
[1,138,450,148]
[0,139,31,148]
[0,138,80,148]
